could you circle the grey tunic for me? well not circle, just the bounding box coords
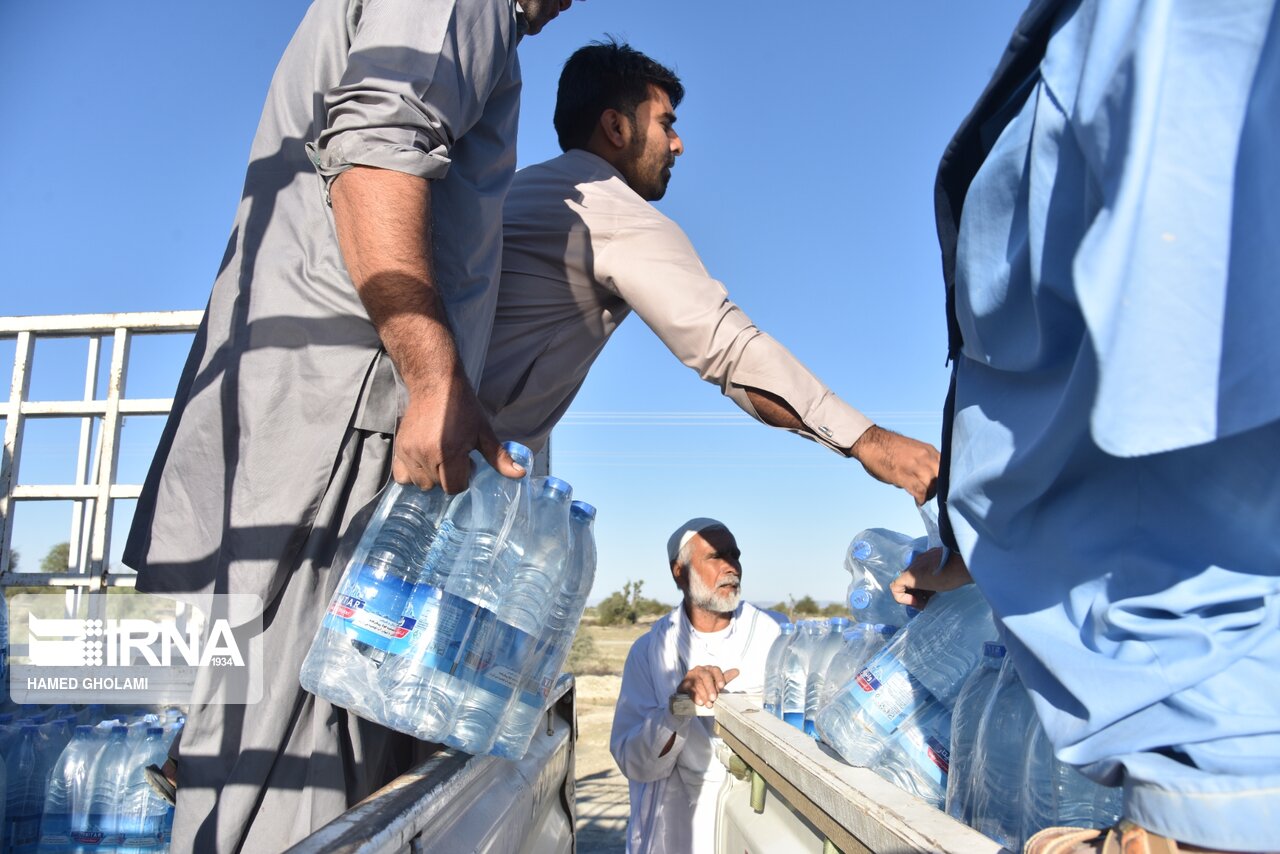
[480,150,874,453]
[123,0,522,850]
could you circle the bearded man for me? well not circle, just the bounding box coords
[609,518,783,854]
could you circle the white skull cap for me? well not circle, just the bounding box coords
[666,517,728,564]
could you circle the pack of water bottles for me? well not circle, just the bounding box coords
[769,519,1122,847]
[761,527,925,735]
[0,703,183,853]
[300,442,598,759]
[946,643,1121,849]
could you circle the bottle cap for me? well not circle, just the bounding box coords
[570,500,597,520]
[983,641,1007,658]
[147,726,165,737]
[848,589,872,610]
[779,622,795,633]
[850,540,873,561]
[501,441,534,469]
[874,623,898,636]
[542,476,572,498]
[827,616,851,630]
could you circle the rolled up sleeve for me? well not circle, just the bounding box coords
[597,216,874,453]
[306,0,515,190]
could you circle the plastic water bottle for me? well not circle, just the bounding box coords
[816,623,896,712]
[803,617,851,737]
[492,500,598,760]
[0,748,6,851]
[0,594,9,703]
[83,725,131,848]
[1020,718,1121,841]
[126,715,161,743]
[761,623,796,717]
[815,584,993,766]
[873,698,954,809]
[376,444,535,741]
[945,641,1005,824]
[449,476,574,753]
[780,621,826,730]
[37,724,97,854]
[5,723,44,853]
[970,655,1037,851]
[116,727,172,853]
[300,478,459,719]
[844,529,923,626]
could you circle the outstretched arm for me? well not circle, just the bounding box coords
[746,388,938,504]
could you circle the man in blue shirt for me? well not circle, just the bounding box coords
[895,1,1280,851]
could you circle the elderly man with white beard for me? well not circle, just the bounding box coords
[610,518,783,854]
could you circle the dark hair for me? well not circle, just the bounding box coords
[554,39,684,152]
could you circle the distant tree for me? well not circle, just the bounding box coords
[597,579,649,626]
[41,542,71,573]
[793,595,821,615]
[635,595,672,618]
[596,591,632,626]
[821,602,848,618]
[5,549,18,570]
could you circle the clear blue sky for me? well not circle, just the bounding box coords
[1,0,1027,605]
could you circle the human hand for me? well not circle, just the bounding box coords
[890,547,972,608]
[677,665,740,709]
[393,364,525,494]
[850,425,940,505]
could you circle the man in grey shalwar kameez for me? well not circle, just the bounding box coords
[123,0,576,850]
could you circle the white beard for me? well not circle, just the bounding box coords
[689,568,740,615]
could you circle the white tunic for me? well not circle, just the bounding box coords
[610,602,782,854]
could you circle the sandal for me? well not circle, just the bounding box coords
[1025,821,1185,854]
[145,762,177,806]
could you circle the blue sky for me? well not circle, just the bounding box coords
[1,0,1027,605]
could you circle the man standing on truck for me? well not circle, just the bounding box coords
[123,0,576,851]
[478,40,940,506]
[611,518,782,854]
[892,1,1280,852]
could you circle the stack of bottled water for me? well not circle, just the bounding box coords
[843,529,924,627]
[949,650,1121,847]
[0,705,182,853]
[816,622,897,712]
[945,641,1006,825]
[301,442,599,759]
[778,620,827,731]
[760,622,795,718]
[802,617,850,737]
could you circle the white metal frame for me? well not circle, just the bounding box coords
[0,311,202,590]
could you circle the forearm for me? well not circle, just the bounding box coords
[610,705,689,783]
[331,165,462,393]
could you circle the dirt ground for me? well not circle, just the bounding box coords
[571,622,649,854]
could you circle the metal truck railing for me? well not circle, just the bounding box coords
[0,310,203,589]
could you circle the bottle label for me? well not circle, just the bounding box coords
[323,562,418,652]
[516,635,560,707]
[74,822,124,846]
[458,611,536,700]
[894,721,951,788]
[408,592,479,673]
[120,830,167,848]
[850,651,928,733]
